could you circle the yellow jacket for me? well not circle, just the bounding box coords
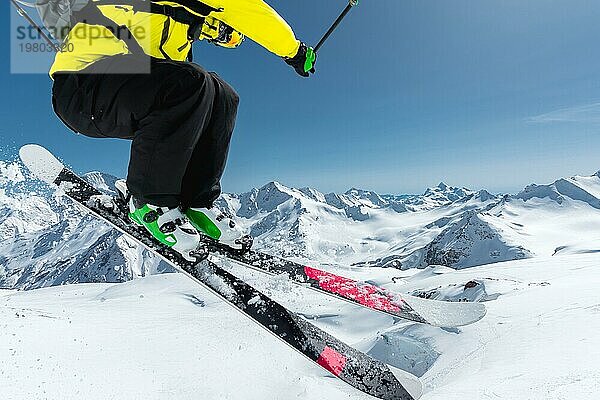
[50,0,300,77]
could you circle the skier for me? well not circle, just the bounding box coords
[49,0,316,260]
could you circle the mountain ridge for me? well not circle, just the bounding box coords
[2,157,600,289]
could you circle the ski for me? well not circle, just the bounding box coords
[200,236,486,328]
[19,144,422,400]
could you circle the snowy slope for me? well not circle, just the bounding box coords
[0,275,370,400]
[417,210,531,269]
[418,254,600,399]
[2,253,599,399]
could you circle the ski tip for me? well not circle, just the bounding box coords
[19,144,65,184]
[402,294,487,327]
[390,366,424,400]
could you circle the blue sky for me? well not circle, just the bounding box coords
[2,0,600,195]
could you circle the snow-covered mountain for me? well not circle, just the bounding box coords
[2,156,600,289]
[219,173,600,270]
[0,160,170,289]
[215,180,497,266]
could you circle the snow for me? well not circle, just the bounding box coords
[0,160,24,186]
[0,274,374,400]
[4,151,600,398]
[0,164,170,289]
[485,196,600,257]
[9,155,600,289]
[419,254,600,399]
[1,254,599,399]
[208,170,600,272]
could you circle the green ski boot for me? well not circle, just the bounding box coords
[185,207,253,251]
[184,208,222,240]
[115,180,200,261]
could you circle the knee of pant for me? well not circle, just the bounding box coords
[169,66,215,101]
[220,83,240,109]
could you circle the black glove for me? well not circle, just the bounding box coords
[284,42,316,77]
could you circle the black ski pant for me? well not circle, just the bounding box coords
[52,54,239,209]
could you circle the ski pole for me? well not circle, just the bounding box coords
[314,0,358,53]
[10,0,59,52]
